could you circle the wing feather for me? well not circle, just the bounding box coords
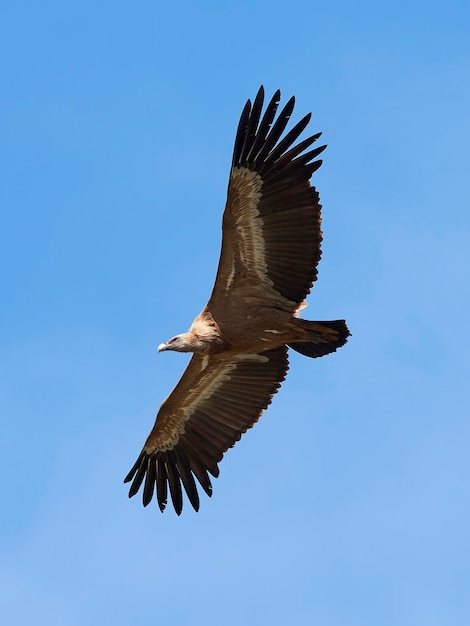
[261,113,311,168]
[127,454,147,498]
[242,88,281,166]
[142,457,156,506]
[175,448,200,511]
[252,96,296,168]
[238,87,265,166]
[231,99,252,166]
[124,347,288,514]
[166,452,183,515]
[273,132,322,165]
[179,438,213,496]
[156,459,168,511]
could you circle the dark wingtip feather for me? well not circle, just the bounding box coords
[123,450,145,484]
[295,143,327,164]
[232,98,252,167]
[175,448,200,512]
[179,438,214,497]
[261,112,312,170]
[166,453,183,515]
[156,458,168,512]
[241,88,281,167]
[252,95,296,167]
[127,458,147,498]
[307,159,323,176]
[125,439,219,514]
[238,87,265,166]
[142,457,156,507]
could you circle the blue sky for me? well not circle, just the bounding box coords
[1,1,469,624]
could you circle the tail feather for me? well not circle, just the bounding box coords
[289,319,350,358]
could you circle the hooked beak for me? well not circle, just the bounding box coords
[157,342,168,353]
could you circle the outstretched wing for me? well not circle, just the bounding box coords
[124,346,289,514]
[209,86,325,312]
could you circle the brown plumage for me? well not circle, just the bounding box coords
[124,87,350,514]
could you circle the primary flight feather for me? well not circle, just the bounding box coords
[124,87,350,514]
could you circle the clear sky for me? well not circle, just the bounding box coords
[1,1,469,624]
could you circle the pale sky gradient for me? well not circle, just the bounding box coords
[1,1,470,624]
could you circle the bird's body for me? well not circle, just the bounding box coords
[170,305,344,356]
[125,87,350,514]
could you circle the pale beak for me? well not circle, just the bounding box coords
[157,342,168,352]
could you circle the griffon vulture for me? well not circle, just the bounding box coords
[125,87,350,514]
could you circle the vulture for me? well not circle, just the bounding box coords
[124,86,350,514]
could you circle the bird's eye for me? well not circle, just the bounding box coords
[168,337,177,344]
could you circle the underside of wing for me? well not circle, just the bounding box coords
[124,347,289,514]
[210,87,325,309]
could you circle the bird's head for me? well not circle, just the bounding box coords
[157,333,193,353]
[157,329,220,354]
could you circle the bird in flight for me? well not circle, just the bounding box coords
[125,86,350,514]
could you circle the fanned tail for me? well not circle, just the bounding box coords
[288,319,350,358]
